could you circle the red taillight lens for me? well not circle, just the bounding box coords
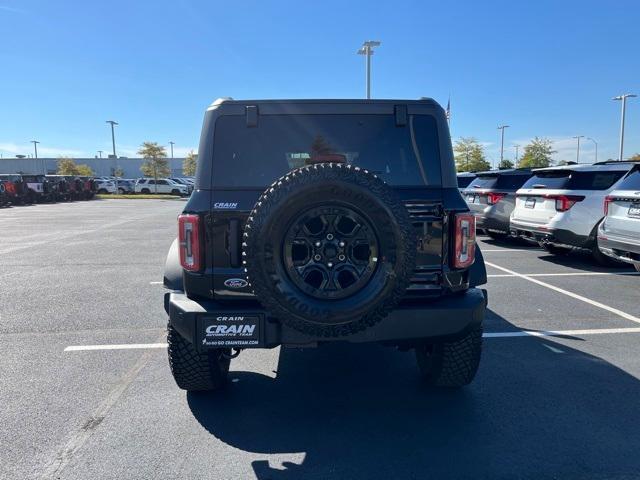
[5,182,16,195]
[454,213,476,269]
[604,195,613,216]
[178,214,202,271]
[487,192,507,205]
[551,195,585,212]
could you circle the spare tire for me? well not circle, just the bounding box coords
[243,163,416,337]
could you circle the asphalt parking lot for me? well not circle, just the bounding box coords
[2,200,640,480]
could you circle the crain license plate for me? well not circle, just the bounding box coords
[629,204,640,218]
[200,314,261,348]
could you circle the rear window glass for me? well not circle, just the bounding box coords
[466,174,531,190]
[457,175,476,188]
[212,114,441,187]
[521,171,625,191]
[617,169,640,190]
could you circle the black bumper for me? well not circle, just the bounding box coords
[165,289,487,350]
[477,216,510,233]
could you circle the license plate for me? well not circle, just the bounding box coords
[525,197,536,209]
[629,204,640,218]
[200,314,262,348]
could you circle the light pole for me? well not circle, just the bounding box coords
[31,140,42,173]
[497,125,509,169]
[586,137,598,163]
[573,135,584,163]
[169,141,175,159]
[514,144,520,167]
[613,94,637,161]
[106,120,118,190]
[357,40,381,100]
[97,150,103,158]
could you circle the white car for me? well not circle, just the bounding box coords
[134,178,189,196]
[94,179,117,194]
[510,162,634,264]
[598,165,640,271]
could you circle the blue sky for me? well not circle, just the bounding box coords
[1,0,639,165]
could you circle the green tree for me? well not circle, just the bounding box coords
[183,150,197,176]
[138,142,169,192]
[454,137,490,172]
[76,164,95,176]
[57,157,79,175]
[518,137,556,168]
[498,159,514,169]
[57,157,94,176]
[628,153,640,162]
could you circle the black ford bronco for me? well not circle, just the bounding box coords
[163,98,487,391]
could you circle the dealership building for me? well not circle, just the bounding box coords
[0,157,188,178]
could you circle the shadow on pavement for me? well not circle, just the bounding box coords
[536,250,634,272]
[187,310,640,479]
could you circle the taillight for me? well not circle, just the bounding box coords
[604,195,613,216]
[178,214,202,271]
[550,195,585,212]
[6,182,16,195]
[487,192,507,205]
[454,213,476,269]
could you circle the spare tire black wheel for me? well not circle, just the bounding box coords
[243,163,416,337]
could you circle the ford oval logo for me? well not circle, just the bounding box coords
[224,278,248,289]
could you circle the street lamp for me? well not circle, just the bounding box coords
[497,125,509,169]
[169,141,175,159]
[356,40,381,100]
[106,120,119,190]
[573,135,584,163]
[586,137,598,163]
[613,94,637,161]
[97,150,103,158]
[31,140,43,174]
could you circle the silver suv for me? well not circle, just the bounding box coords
[510,162,633,263]
[463,169,533,238]
[598,164,640,271]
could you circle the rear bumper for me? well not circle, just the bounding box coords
[598,226,640,266]
[165,288,487,350]
[510,221,591,248]
[476,215,510,233]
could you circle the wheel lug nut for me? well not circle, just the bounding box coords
[326,233,334,240]
[327,262,333,268]
[314,254,321,261]
[338,254,346,261]
[315,241,321,247]
[339,241,345,248]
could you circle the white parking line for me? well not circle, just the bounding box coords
[149,281,163,285]
[488,271,640,278]
[64,326,640,352]
[485,261,640,325]
[481,249,537,252]
[483,327,640,338]
[64,343,168,351]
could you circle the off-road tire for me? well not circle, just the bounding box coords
[244,162,416,338]
[167,325,230,392]
[416,325,483,387]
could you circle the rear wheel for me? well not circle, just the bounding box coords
[118,188,126,194]
[416,325,483,387]
[167,325,230,391]
[539,242,571,255]
[171,188,180,195]
[141,188,150,194]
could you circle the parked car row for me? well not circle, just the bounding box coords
[459,161,640,270]
[0,174,98,206]
[92,176,194,196]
